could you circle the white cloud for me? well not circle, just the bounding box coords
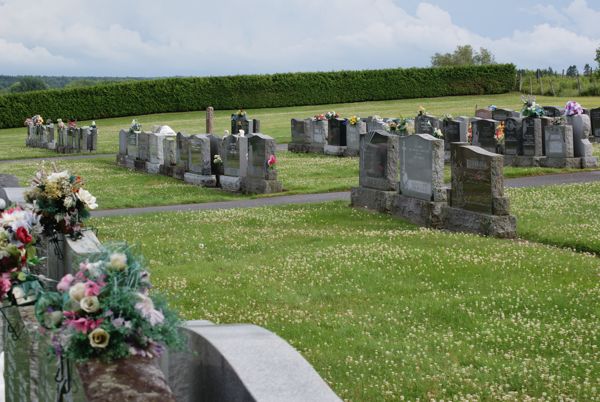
[0,0,598,76]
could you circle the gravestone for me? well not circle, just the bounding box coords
[359,130,399,191]
[127,131,139,160]
[591,108,600,137]
[231,114,255,135]
[442,118,467,151]
[414,114,439,135]
[220,134,248,192]
[46,123,55,149]
[365,116,388,132]
[522,118,543,156]
[445,143,516,237]
[545,125,574,158]
[471,119,498,153]
[137,132,150,161]
[244,133,282,193]
[503,117,523,156]
[543,106,563,117]
[80,126,97,152]
[346,120,367,156]
[567,114,592,158]
[66,127,80,153]
[492,108,519,121]
[253,119,261,132]
[206,106,214,134]
[119,130,128,155]
[324,118,347,155]
[184,135,216,187]
[206,134,222,176]
[173,132,191,179]
[399,134,445,202]
[163,137,177,166]
[311,119,328,145]
[57,127,67,150]
[475,109,493,119]
[291,119,310,144]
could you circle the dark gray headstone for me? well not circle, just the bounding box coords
[522,118,543,156]
[545,125,574,158]
[231,115,254,135]
[543,106,563,117]
[0,174,19,187]
[127,131,139,157]
[442,119,467,150]
[206,134,222,174]
[472,119,498,153]
[119,130,128,155]
[450,144,505,214]
[414,115,439,135]
[503,117,523,156]
[359,130,399,191]
[591,108,600,137]
[291,119,310,144]
[399,134,445,201]
[176,133,191,169]
[327,119,347,146]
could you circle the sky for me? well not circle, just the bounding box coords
[0,0,599,77]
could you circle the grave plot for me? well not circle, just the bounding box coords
[25,116,98,154]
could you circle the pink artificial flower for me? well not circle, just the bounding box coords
[84,280,102,297]
[57,274,74,292]
[64,314,103,334]
[135,293,164,326]
[0,273,12,298]
[267,155,277,168]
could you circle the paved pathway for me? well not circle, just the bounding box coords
[90,171,600,217]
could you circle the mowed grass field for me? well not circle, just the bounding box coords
[1,92,600,159]
[90,199,600,401]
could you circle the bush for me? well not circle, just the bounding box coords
[0,64,515,129]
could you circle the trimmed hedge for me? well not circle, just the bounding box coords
[0,64,515,129]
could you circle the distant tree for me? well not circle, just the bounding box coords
[8,76,48,93]
[565,65,579,77]
[596,46,600,69]
[431,45,496,67]
[584,64,593,76]
[65,79,101,88]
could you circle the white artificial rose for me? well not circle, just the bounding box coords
[109,253,128,271]
[63,195,76,209]
[47,171,70,183]
[76,189,98,210]
[69,282,86,303]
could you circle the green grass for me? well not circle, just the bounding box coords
[90,202,600,401]
[2,92,600,160]
[510,181,600,254]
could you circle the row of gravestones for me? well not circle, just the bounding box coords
[25,124,98,153]
[351,131,516,238]
[415,108,598,168]
[289,118,366,156]
[116,126,282,194]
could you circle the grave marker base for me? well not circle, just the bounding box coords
[220,175,242,192]
[184,172,217,187]
[391,193,445,228]
[503,156,545,167]
[581,156,599,168]
[442,206,517,238]
[288,143,325,153]
[324,145,347,156]
[159,165,176,177]
[134,159,147,172]
[350,187,397,213]
[172,167,186,181]
[539,157,583,169]
[243,177,283,194]
[146,162,161,174]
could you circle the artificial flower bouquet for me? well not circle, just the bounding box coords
[35,245,182,363]
[130,119,142,133]
[346,116,360,126]
[313,114,327,121]
[495,122,505,144]
[0,205,44,306]
[325,111,339,120]
[267,154,277,170]
[521,96,545,118]
[25,166,98,239]
[432,128,444,139]
[564,101,583,116]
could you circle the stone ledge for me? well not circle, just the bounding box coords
[350,187,396,213]
[539,157,582,168]
[146,162,161,174]
[442,206,517,238]
[323,145,346,156]
[220,175,242,192]
[503,155,545,167]
[243,177,283,194]
[184,173,217,187]
[581,156,599,168]
[288,143,324,154]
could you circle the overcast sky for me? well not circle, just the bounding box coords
[1,0,599,77]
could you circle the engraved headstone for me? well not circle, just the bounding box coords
[127,130,139,157]
[442,118,467,150]
[399,134,445,201]
[567,114,593,157]
[312,119,328,144]
[522,117,543,156]
[163,137,177,166]
[176,132,191,169]
[231,114,254,135]
[545,125,574,158]
[472,119,498,153]
[450,145,506,214]
[359,130,399,191]
[327,118,347,146]
[247,134,276,179]
[291,119,310,144]
[346,120,367,154]
[503,117,523,156]
[188,135,212,175]
[137,132,150,161]
[414,114,439,135]
[222,134,248,177]
[365,116,388,132]
[119,130,128,155]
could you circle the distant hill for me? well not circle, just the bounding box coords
[0,75,152,93]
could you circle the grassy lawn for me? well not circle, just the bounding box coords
[1,92,600,160]
[510,181,600,254]
[90,202,599,401]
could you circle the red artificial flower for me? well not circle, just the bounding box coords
[16,227,32,244]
